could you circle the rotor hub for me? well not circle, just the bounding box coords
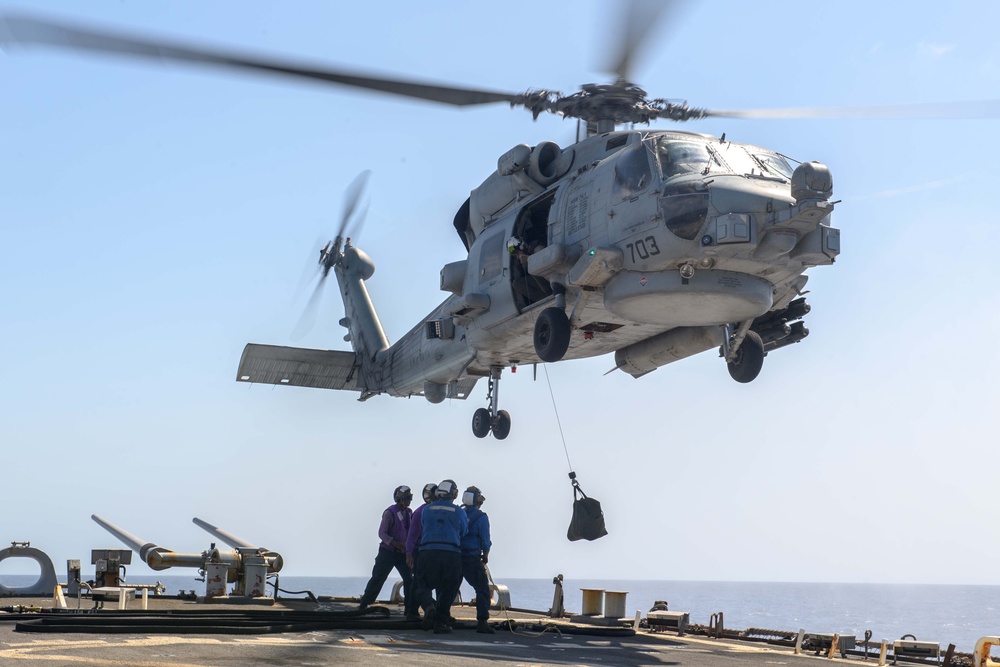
[513,79,709,130]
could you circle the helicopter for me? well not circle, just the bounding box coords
[2,8,994,442]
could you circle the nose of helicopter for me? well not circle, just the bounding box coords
[696,159,838,269]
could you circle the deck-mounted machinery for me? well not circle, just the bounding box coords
[91,514,283,600]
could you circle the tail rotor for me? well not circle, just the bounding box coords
[293,170,372,339]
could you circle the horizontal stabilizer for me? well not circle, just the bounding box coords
[236,343,362,391]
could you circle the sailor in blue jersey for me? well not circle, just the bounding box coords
[415,479,467,633]
[460,485,495,633]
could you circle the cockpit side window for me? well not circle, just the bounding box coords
[612,145,652,201]
[656,137,727,179]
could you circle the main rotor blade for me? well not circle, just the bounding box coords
[605,0,676,82]
[704,99,1000,120]
[0,13,521,107]
[337,170,371,241]
[347,200,372,244]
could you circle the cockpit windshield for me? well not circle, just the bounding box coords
[753,152,794,180]
[653,134,797,186]
[655,136,729,180]
[714,141,794,181]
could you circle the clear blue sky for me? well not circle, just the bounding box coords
[2,1,998,586]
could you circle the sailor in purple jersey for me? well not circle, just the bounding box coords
[406,483,438,568]
[405,483,437,622]
[359,485,416,617]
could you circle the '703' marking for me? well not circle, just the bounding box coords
[626,236,661,263]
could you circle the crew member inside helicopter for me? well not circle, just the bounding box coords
[508,235,548,308]
[507,197,553,310]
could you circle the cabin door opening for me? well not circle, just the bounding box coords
[509,190,556,312]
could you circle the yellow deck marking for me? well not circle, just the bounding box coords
[337,637,387,650]
[0,648,208,667]
[669,635,779,653]
[0,635,305,666]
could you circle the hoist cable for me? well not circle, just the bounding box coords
[542,365,573,473]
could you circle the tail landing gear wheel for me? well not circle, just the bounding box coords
[474,366,509,439]
[534,307,571,362]
[472,408,491,438]
[727,330,765,383]
[492,410,511,440]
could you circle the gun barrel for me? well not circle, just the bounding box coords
[192,517,256,549]
[91,514,173,570]
[193,518,284,572]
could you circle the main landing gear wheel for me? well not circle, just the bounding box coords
[534,307,571,362]
[492,410,511,440]
[472,408,491,438]
[727,330,765,383]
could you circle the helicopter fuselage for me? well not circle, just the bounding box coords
[350,128,839,401]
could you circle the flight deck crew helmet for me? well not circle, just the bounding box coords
[393,485,413,503]
[462,486,485,507]
[436,479,458,500]
[422,483,438,503]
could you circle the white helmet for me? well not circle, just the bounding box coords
[435,479,458,499]
[422,483,438,503]
[462,486,484,508]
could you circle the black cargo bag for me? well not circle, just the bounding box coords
[567,481,608,542]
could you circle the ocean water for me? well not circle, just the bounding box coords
[3,574,997,654]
